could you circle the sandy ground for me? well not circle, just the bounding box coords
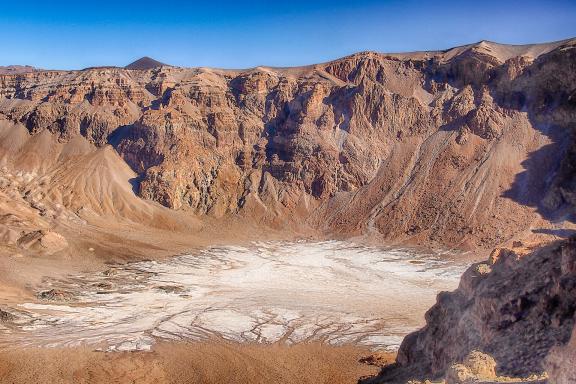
[0,341,393,384]
[0,215,304,304]
[0,215,468,384]
[0,240,455,384]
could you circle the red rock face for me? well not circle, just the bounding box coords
[0,39,575,247]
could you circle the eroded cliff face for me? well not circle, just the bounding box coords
[0,39,575,248]
[546,317,576,383]
[370,238,576,383]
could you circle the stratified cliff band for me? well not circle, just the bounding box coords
[1,38,575,252]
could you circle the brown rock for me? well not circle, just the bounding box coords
[16,230,68,254]
[463,351,497,379]
[0,38,575,249]
[546,318,576,383]
[0,308,16,322]
[381,238,576,380]
[37,289,74,302]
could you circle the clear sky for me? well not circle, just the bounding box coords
[2,0,575,70]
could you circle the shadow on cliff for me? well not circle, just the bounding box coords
[532,228,576,238]
[128,176,142,195]
[501,122,575,225]
[107,124,133,147]
[498,43,576,229]
[107,124,143,195]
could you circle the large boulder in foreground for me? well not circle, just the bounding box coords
[370,238,576,382]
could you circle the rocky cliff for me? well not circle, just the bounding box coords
[0,39,575,252]
[368,238,576,383]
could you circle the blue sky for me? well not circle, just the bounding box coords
[1,0,575,69]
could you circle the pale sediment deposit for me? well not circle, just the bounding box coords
[0,241,465,352]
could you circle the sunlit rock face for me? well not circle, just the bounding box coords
[0,241,465,351]
[1,39,575,249]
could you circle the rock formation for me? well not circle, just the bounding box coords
[369,238,576,383]
[125,57,168,70]
[0,65,38,75]
[0,38,575,252]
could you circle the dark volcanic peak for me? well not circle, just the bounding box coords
[125,56,167,70]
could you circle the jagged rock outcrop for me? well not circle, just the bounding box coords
[16,230,68,254]
[0,39,575,248]
[442,350,547,384]
[370,238,576,383]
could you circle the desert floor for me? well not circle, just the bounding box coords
[0,341,394,384]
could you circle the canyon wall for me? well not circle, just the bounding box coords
[0,39,575,251]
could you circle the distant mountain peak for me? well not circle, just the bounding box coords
[0,65,38,74]
[125,57,167,70]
